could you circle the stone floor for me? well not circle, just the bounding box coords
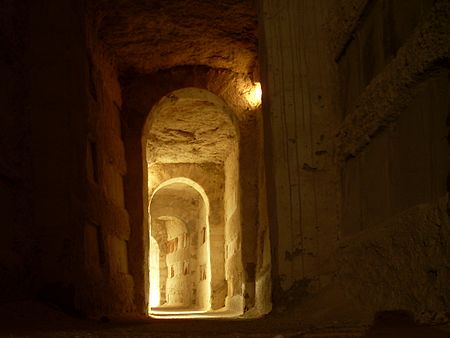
[0,302,448,338]
[149,304,243,319]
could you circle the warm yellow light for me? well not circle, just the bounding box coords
[149,237,160,308]
[247,82,262,107]
[150,288,160,308]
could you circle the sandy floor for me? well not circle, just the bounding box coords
[0,302,448,338]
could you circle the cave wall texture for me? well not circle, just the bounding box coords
[0,0,449,329]
[1,0,88,311]
[260,0,449,326]
[0,0,34,303]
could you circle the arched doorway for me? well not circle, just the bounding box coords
[136,84,271,318]
[149,178,212,313]
[142,88,244,317]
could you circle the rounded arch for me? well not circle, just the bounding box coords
[140,84,271,318]
[142,88,241,314]
[142,87,239,142]
[149,177,212,311]
[120,67,270,318]
[151,177,210,212]
[142,87,239,166]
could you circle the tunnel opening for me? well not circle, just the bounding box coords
[149,178,212,316]
[141,86,271,318]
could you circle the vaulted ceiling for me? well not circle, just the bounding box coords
[146,88,237,164]
[92,0,258,74]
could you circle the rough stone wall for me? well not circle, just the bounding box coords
[335,0,446,159]
[0,0,92,313]
[239,116,260,310]
[95,0,257,74]
[260,0,450,327]
[0,0,135,316]
[81,14,134,316]
[224,148,244,312]
[259,0,341,292]
[29,1,88,306]
[341,72,449,236]
[0,0,34,302]
[334,0,450,325]
[162,218,192,306]
[337,195,450,324]
[150,219,168,304]
[197,202,211,310]
[254,111,272,316]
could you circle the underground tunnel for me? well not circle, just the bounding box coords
[1,0,449,337]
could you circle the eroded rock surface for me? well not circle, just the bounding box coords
[94,0,258,74]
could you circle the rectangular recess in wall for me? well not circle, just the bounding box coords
[84,222,100,267]
[199,264,207,281]
[85,221,106,268]
[97,225,106,267]
[110,236,129,273]
[183,233,189,248]
[167,237,178,253]
[183,260,189,275]
[201,227,206,244]
[87,139,99,183]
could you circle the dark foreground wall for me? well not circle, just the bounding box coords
[0,0,137,317]
[0,0,89,309]
[0,0,34,302]
[260,0,450,326]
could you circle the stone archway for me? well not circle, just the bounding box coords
[149,178,212,312]
[142,88,245,316]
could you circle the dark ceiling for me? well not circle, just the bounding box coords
[92,0,258,75]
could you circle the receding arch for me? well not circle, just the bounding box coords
[149,178,212,313]
[142,87,239,165]
[151,177,210,211]
[139,86,270,318]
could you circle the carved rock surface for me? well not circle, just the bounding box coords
[95,0,258,74]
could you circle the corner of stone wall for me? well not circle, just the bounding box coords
[335,194,450,326]
[78,13,136,317]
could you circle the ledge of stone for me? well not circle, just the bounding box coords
[334,0,450,162]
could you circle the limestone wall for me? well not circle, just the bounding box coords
[341,73,449,236]
[0,0,33,302]
[164,218,190,305]
[259,0,341,293]
[224,148,244,312]
[197,203,211,310]
[0,0,91,312]
[333,0,450,323]
[255,112,272,315]
[79,7,134,316]
[259,0,450,326]
[0,0,135,316]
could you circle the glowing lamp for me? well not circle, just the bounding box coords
[246,82,262,107]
